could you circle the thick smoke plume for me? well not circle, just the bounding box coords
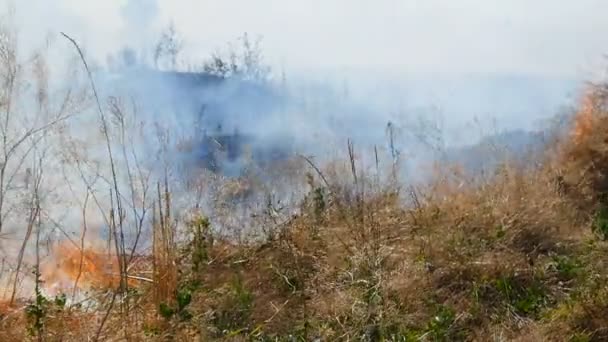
[0,1,584,304]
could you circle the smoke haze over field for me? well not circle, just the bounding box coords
[4,0,600,146]
[8,0,608,77]
[0,0,606,301]
[0,0,603,206]
[0,0,595,234]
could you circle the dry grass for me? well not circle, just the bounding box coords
[4,47,608,341]
[146,82,608,341]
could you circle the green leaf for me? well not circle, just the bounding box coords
[159,302,175,319]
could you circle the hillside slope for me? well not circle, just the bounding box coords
[2,83,608,341]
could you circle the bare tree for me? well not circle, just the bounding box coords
[0,27,80,238]
[9,149,44,305]
[0,24,88,308]
[153,22,182,70]
[202,32,271,82]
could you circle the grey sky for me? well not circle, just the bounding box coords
[5,0,608,77]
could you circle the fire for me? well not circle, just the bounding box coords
[41,241,142,294]
[571,85,608,146]
[571,90,599,146]
[0,299,11,315]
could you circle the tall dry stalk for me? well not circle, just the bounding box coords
[152,179,177,321]
[71,191,89,302]
[62,31,132,339]
[4,44,58,306]
[9,153,43,305]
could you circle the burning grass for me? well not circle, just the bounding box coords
[40,241,150,297]
[4,75,608,341]
[42,242,122,292]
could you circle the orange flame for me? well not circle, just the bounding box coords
[571,90,599,146]
[0,299,12,315]
[41,242,142,294]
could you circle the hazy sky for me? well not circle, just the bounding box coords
[5,0,608,77]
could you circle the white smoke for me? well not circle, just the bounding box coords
[118,0,161,63]
[0,0,591,303]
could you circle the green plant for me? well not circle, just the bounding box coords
[176,286,193,320]
[159,302,175,320]
[54,293,67,308]
[494,276,548,316]
[593,205,608,240]
[159,285,194,321]
[189,215,212,273]
[551,255,582,280]
[25,268,52,338]
[495,225,506,240]
[377,305,461,342]
[143,323,162,337]
[213,274,254,334]
[382,328,422,342]
[313,187,326,218]
[569,332,591,342]
[25,292,49,337]
[25,280,67,338]
[425,305,457,341]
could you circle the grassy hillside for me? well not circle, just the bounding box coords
[0,21,604,341]
[1,80,608,342]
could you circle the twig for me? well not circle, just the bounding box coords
[72,191,90,302]
[298,154,331,189]
[61,31,125,340]
[264,300,289,323]
[108,273,153,283]
[93,290,119,342]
